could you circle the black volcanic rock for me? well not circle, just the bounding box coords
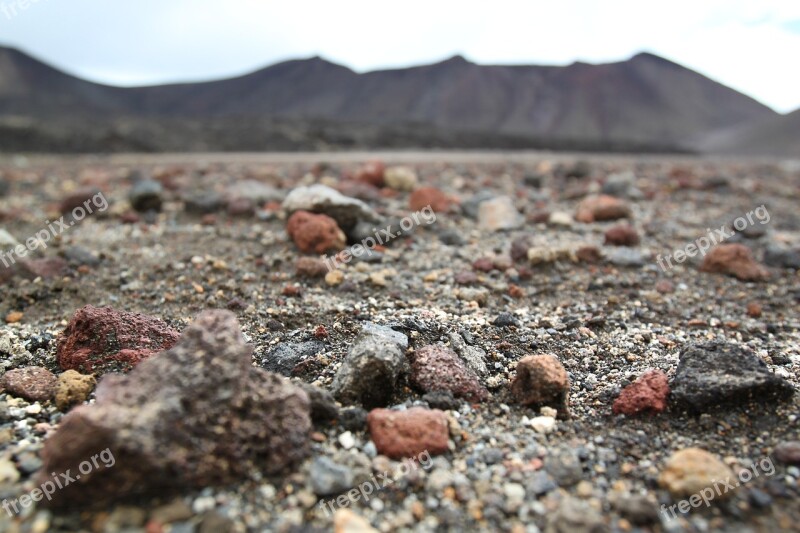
[670,342,795,411]
[38,310,312,509]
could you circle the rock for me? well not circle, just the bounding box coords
[367,407,449,459]
[545,495,605,533]
[56,305,180,375]
[295,256,330,278]
[409,187,452,213]
[670,342,794,411]
[604,224,640,246]
[128,180,164,212]
[283,184,380,234]
[409,345,488,402]
[461,190,495,219]
[183,191,223,214]
[438,228,465,246]
[296,382,339,424]
[331,323,409,408]
[659,448,734,499]
[548,211,573,226]
[286,210,347,254]
[601,171,635,197]
[493,312,519,328]
[257,340,324,376]
[61,246,101,267]
[0,228,20,249]
[700,244,769,281]
[18,257,68,279]
[448,332,488,377]
[575,195,631,223]
[606,248,645,267]
[510,235,534,262]
[339,407,368,431]
[384,166,417,191]
[0,177,8,197]
[612,370,669,416]
[764,243,800,269]
[774,441,800,465]
[0,458,20,485]
[546,450,583,486]
[310,456,355,496]
[39,310,312,509]
[477,196,523,231]
[54,370,96,411]
[333,509,378,533]
[562,160,592,179]
[60,188,103,215]
[655,280,675,294]
[529,415,557,434]
[746,302,762,318]
[511,354,570,418]
[422,390,461,410]
[0,366,57,402]
[611,493,659,525]
[225,179,283,205]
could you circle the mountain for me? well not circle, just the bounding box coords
[0,46,782,152]
[699,107,800,157]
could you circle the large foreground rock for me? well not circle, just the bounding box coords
[56,305,180,375]
[670,342,794,411]
[39,310,311,508]
[282,184,379,234]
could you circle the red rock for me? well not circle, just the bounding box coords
[367,407,449,459]
[60,188,103,215]
[700,244,769,282]
[472,257,495,272]
[354,161,386,187]
[226,197,255,217]
[604,224,640,246]
[575,195,631,223]
[409,345,488,402]
[295,257,329,278]
[282,285,302,297]
[409,187,452,213]
[56,305,180,375]
[774,441,800,465]
[612,370,669,416]
[746,302,762,318]
[575,245,602,263]
[18,257,68,279]
[455,271,478,285]
[0,366,57,402]
[511,354,570,418]
[119,211,141,224]
[655,280,675,294]
[286,210,346,254]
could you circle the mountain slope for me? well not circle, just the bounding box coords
[0,46,781,151]
[700,108,800,157]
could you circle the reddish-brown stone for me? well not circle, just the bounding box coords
[354,161,386,187]
[56,305,180,375]
[746,302,762,318]
[295,256,329,278]
[0,366,57,402]
[604,224,640,246]
[511,354,570,418]
[575,195,631,223]
[367,407,449,459]
[700,244,769,282]
[472,257,495,272]
[18,257,68,280]
[655,280,675,294]
[286,210,346,254]
[576,245,602,263]
[409,187,452,213]
[60,188,103,215]
[409,345,488,402]
[612,370,670,416]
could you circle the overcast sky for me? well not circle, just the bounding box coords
[1,0,799,113]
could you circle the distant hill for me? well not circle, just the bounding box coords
[699,107,800,158]
[0,46,783,152]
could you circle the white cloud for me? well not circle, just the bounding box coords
[1,0,798,111]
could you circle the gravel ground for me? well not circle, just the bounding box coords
[0,152,798,533]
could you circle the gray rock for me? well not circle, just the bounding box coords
[129,180,164,212]
[61,246,101,267]
[331,323,408,408]
[526,470,558,496]
[282,184,380,232]
[545,496,606,533]
[310,456,355,496]
[606,248,645,267]
[545,450,583,487]
[258,340,324,376]
[461,190,495,220]
[0,177,9,197]
[764,243,800,269]
[438,229,465,246]
[183,191,223,214]
[601,171,635,197]
[478,196,524,231]
[670,342,795,411]
[448,333,488,376]
[295,382,339,424]
[225,180,284,204]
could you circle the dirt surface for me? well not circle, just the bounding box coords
[0,152,798,533]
